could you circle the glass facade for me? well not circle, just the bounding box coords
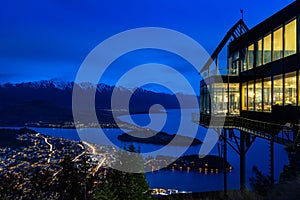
[240,18,297,72]
[239,72,299,112]
[200,83,240,115]
[201,16,299,118]
[284,19,297,57]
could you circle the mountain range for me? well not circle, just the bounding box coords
[0,80,197,127]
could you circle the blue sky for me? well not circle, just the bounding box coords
[0,0,294,93]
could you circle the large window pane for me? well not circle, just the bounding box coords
[247,44,254,70]
[263,77,272,112]
[284,72,297,106]
[273,75,283,106]
[256,39,263,66]
[263,34,272,64]
[273,27,283,61]
[242,82,247,110]
[255,79,262,112]
[248,81,254,111]
[285,19,297,57]
[229,83,239,115]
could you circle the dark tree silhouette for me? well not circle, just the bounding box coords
[250,165,273,196]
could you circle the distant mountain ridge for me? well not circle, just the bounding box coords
[0,80,197,127]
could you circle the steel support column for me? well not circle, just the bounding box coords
[223,128,228,199]
[240,131,246,191]
[270,139,274,185]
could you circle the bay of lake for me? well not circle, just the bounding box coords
[15,109,288,192]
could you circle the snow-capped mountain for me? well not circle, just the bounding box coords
[0,80,196,109]
[0,80,197,126]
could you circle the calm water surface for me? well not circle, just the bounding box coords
[9,109,288,192]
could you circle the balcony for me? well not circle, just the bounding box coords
[192,113,296,145]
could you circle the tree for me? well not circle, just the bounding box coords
[54,154,89,199]
[0,144,152,199]
[93,144,151,200]
[249,165,273,196]
[92,177,118,200]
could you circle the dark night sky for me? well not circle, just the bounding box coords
[0,0,294,93]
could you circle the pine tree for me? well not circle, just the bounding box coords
[93,178,118,200]
[54,154,87,199]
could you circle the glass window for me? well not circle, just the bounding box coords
[263,34,272,64]
[284,72,297,106]
[229,83,240,115]
[263,77,272,112]
[241,48,247,72]
[230,52,239,75]
[273,27,283,61]
[284,19,297,57]
[247,44,254,70]
[228,57,232,74]
[255,79,262,112]
[207,85,211,114]
[273,75,283,106]
[233,51,239,60]
[242,82,247,111]
[200,84,211,114]
[248,81,254,111]
[256,39,263,66]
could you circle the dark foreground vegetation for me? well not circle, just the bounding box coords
[0,128,151,199]
[0,154,150,200]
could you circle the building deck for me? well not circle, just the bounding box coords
[192,113,298,146]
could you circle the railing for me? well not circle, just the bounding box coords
[201,68,239,79]
[235,117,283,135]
[193,113,296,145]
[193,113,235,128]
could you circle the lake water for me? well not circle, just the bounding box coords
[8,109,289,192]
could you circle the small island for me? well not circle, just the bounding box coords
[117,130,202,146]
[145,154,233,173]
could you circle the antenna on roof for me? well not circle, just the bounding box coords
[240,9,244,20]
